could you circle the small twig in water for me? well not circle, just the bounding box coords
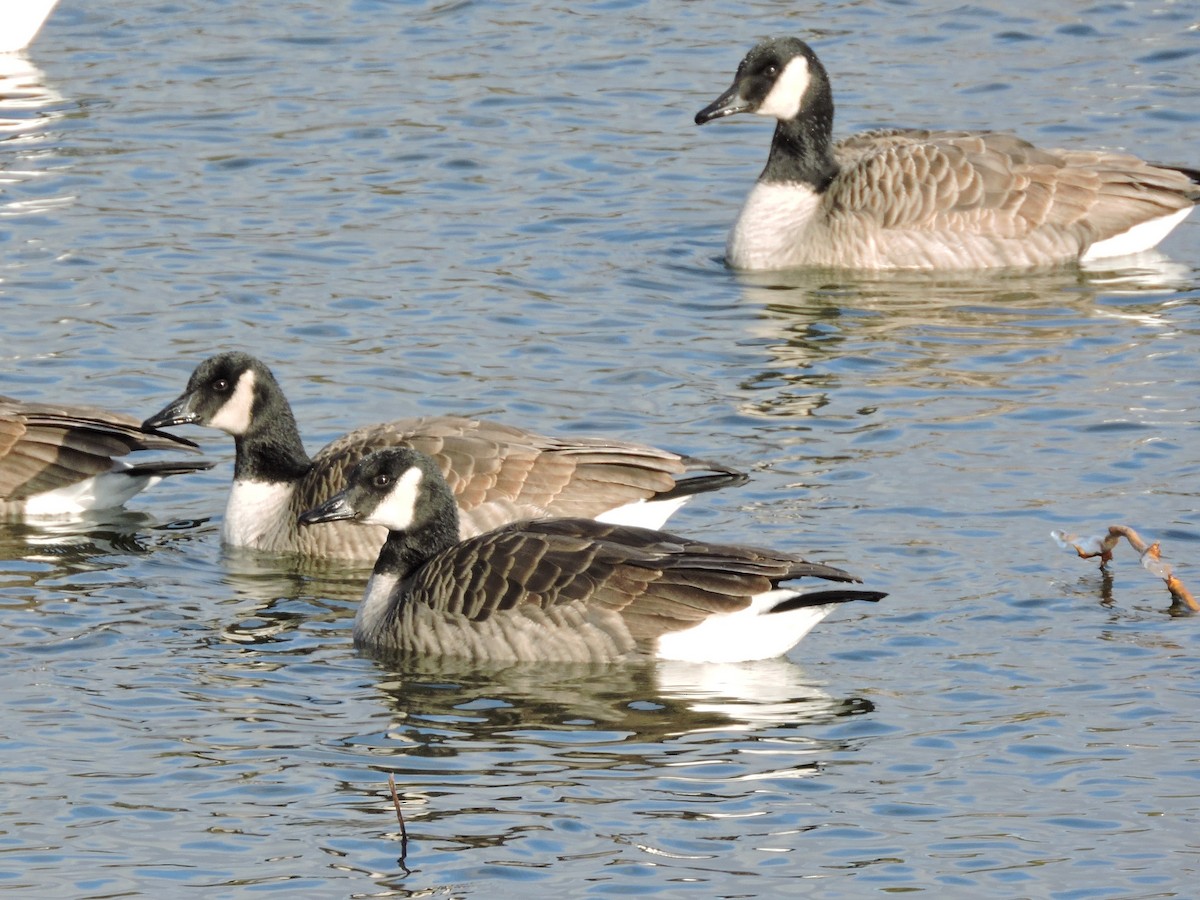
[387,773,410,867]
[1052,524,1199,615]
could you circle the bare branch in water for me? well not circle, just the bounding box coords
[388,773,410,872]
[1052,525,1198,615]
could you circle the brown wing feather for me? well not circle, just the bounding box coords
[830,130,1195,245]
[0,396,199,501]
[399,519,860,650]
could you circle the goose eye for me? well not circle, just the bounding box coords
[372,474,392,488]
[764,64,778,78]
[213,378,230,392]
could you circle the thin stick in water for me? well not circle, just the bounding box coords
[387,773,409,861]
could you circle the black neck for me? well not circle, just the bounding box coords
[761,111,840,191]
[374,509,460,583]
[231,384,313,483]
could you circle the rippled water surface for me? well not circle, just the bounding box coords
[3,0,1200,896]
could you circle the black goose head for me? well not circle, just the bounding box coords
[143,352,278,438]
[298,447,455,534]
[695,37,832,126]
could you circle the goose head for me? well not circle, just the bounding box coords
[143,352,273,438]
[695,37,832,126]
[298,447,456,535]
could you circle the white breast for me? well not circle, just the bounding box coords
[354,571,402,644]
[221,480,297,550]
[726,182,824,270]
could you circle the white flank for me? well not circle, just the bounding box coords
[354,571,401,645]
[756,55,811,121]
[221,479,295,548]
[727,181,823,270]
[363,466,423,531]
[593,495,689,530]
[21,466,157,517]
[654,589,837,663]
[0,0,59,52]
[1081,206,1192,262]
[208,369,257,435]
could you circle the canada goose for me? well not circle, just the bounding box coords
[143,352,747,562]
[299,447,886,663]
[695,36,1200,271]
[1,394,211,518]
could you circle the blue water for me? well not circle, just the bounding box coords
[3,0,1199,896]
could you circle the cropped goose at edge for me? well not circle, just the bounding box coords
[1,394,209,518]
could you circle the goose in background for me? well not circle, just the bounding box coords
[1,394,211,518]
[1,0,60,53]
[144,352,747,562]
[299,447,886,663]
[695,36,1199,271]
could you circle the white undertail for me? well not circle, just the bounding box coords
[1081,207,1193,262]
[20,465,162,517]
[654,589,838,663]
[593,495,690,530]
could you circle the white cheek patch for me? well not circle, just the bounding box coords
[365,465,424,531]
[756,56,811,121]
[208,369,257,435]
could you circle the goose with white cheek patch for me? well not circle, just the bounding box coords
[695,36,1200,271]
[143,352,747,562]
[1,394,211,519]
[298,447,886,663]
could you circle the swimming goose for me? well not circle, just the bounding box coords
[695,36,1200,271]
[1,394,211,518]
[299,447,886,663]
[143,352,747,562]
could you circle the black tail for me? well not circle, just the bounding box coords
[1161,164,1200,201]
[658,457,749,501]
[1165,164,1200,184]
[123,460,215,478]
[770,589,887,613]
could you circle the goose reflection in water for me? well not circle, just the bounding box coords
[352,654,875,863]
[727,259,1193,425]
[0,511,212,601]
[365,653,872,739]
